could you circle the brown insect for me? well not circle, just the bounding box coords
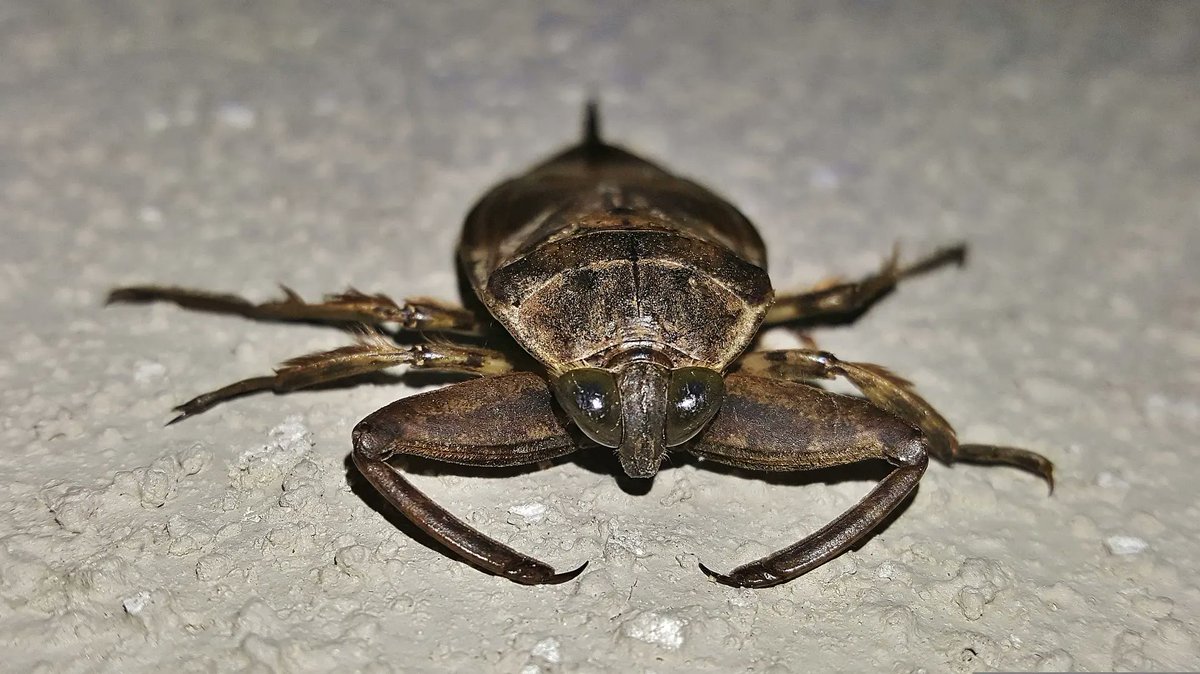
[109,103,1052,588]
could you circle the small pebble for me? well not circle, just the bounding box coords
[620,611,686,650]
[530,637,561,663]
[217,102,257,129]
[507,502,547,523]
[1104,535,1149,556]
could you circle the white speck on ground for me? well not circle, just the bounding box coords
[1105,535,1150,556]
[233,416,314,485]
[216,102,257,130]
[2,3,1198,672]
[132,360,166,384]
[530,637,561,663]
[1096,471,1130,490]
[507,501,548,524]
[620,611,687,650]
[122,590,151,615]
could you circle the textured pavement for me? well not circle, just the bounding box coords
[1,2,1198,671]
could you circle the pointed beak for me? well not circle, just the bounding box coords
[615,360,670,478]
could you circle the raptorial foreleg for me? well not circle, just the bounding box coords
[352,372,586,584]
[690,374,929,588]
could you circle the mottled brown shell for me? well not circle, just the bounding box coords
[459,133,773,372]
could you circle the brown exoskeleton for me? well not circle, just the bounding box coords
[109,103,1052,588]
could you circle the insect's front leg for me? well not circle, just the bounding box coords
[169,331,516,422]
[108,285,481,334]
[735,349,1054,488]
[689,374,929,588]
[763,244,965,326]
[352,372,587,584]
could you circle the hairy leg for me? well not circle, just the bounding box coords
[764,244,966,326]
[169,331,515,423]
[109,285,481,334]
[734,349,1054,489]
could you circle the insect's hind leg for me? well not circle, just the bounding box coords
[763,244,965,326]
[168,331,517,423]
[734,349,1054,489]
[108,285,482,334]
[352,372,586,584]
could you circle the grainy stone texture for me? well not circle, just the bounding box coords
[2,2,1198,672]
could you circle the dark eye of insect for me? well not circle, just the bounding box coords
[665,367,725,446]
[553,368,623,447]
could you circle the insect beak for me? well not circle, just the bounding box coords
[614,360,670,479]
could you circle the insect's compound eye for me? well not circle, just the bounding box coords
[553,368,623,447]
[665,367,725,446]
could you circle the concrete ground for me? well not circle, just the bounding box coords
[1,2,1198,672]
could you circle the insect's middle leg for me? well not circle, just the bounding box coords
[764,244,965,326]
[169,332,516,423]
[352,372,586,585]
[735,349,1054,487]
[108,285,482,334]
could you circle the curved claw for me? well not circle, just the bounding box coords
[957,444,1056,495]
[545,561,589,585]
[503,560,588,586]
[698,561,735,585]
[698,561,783,589]
[165,375,277,425]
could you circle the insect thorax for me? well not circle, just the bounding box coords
[484,227,772,372]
